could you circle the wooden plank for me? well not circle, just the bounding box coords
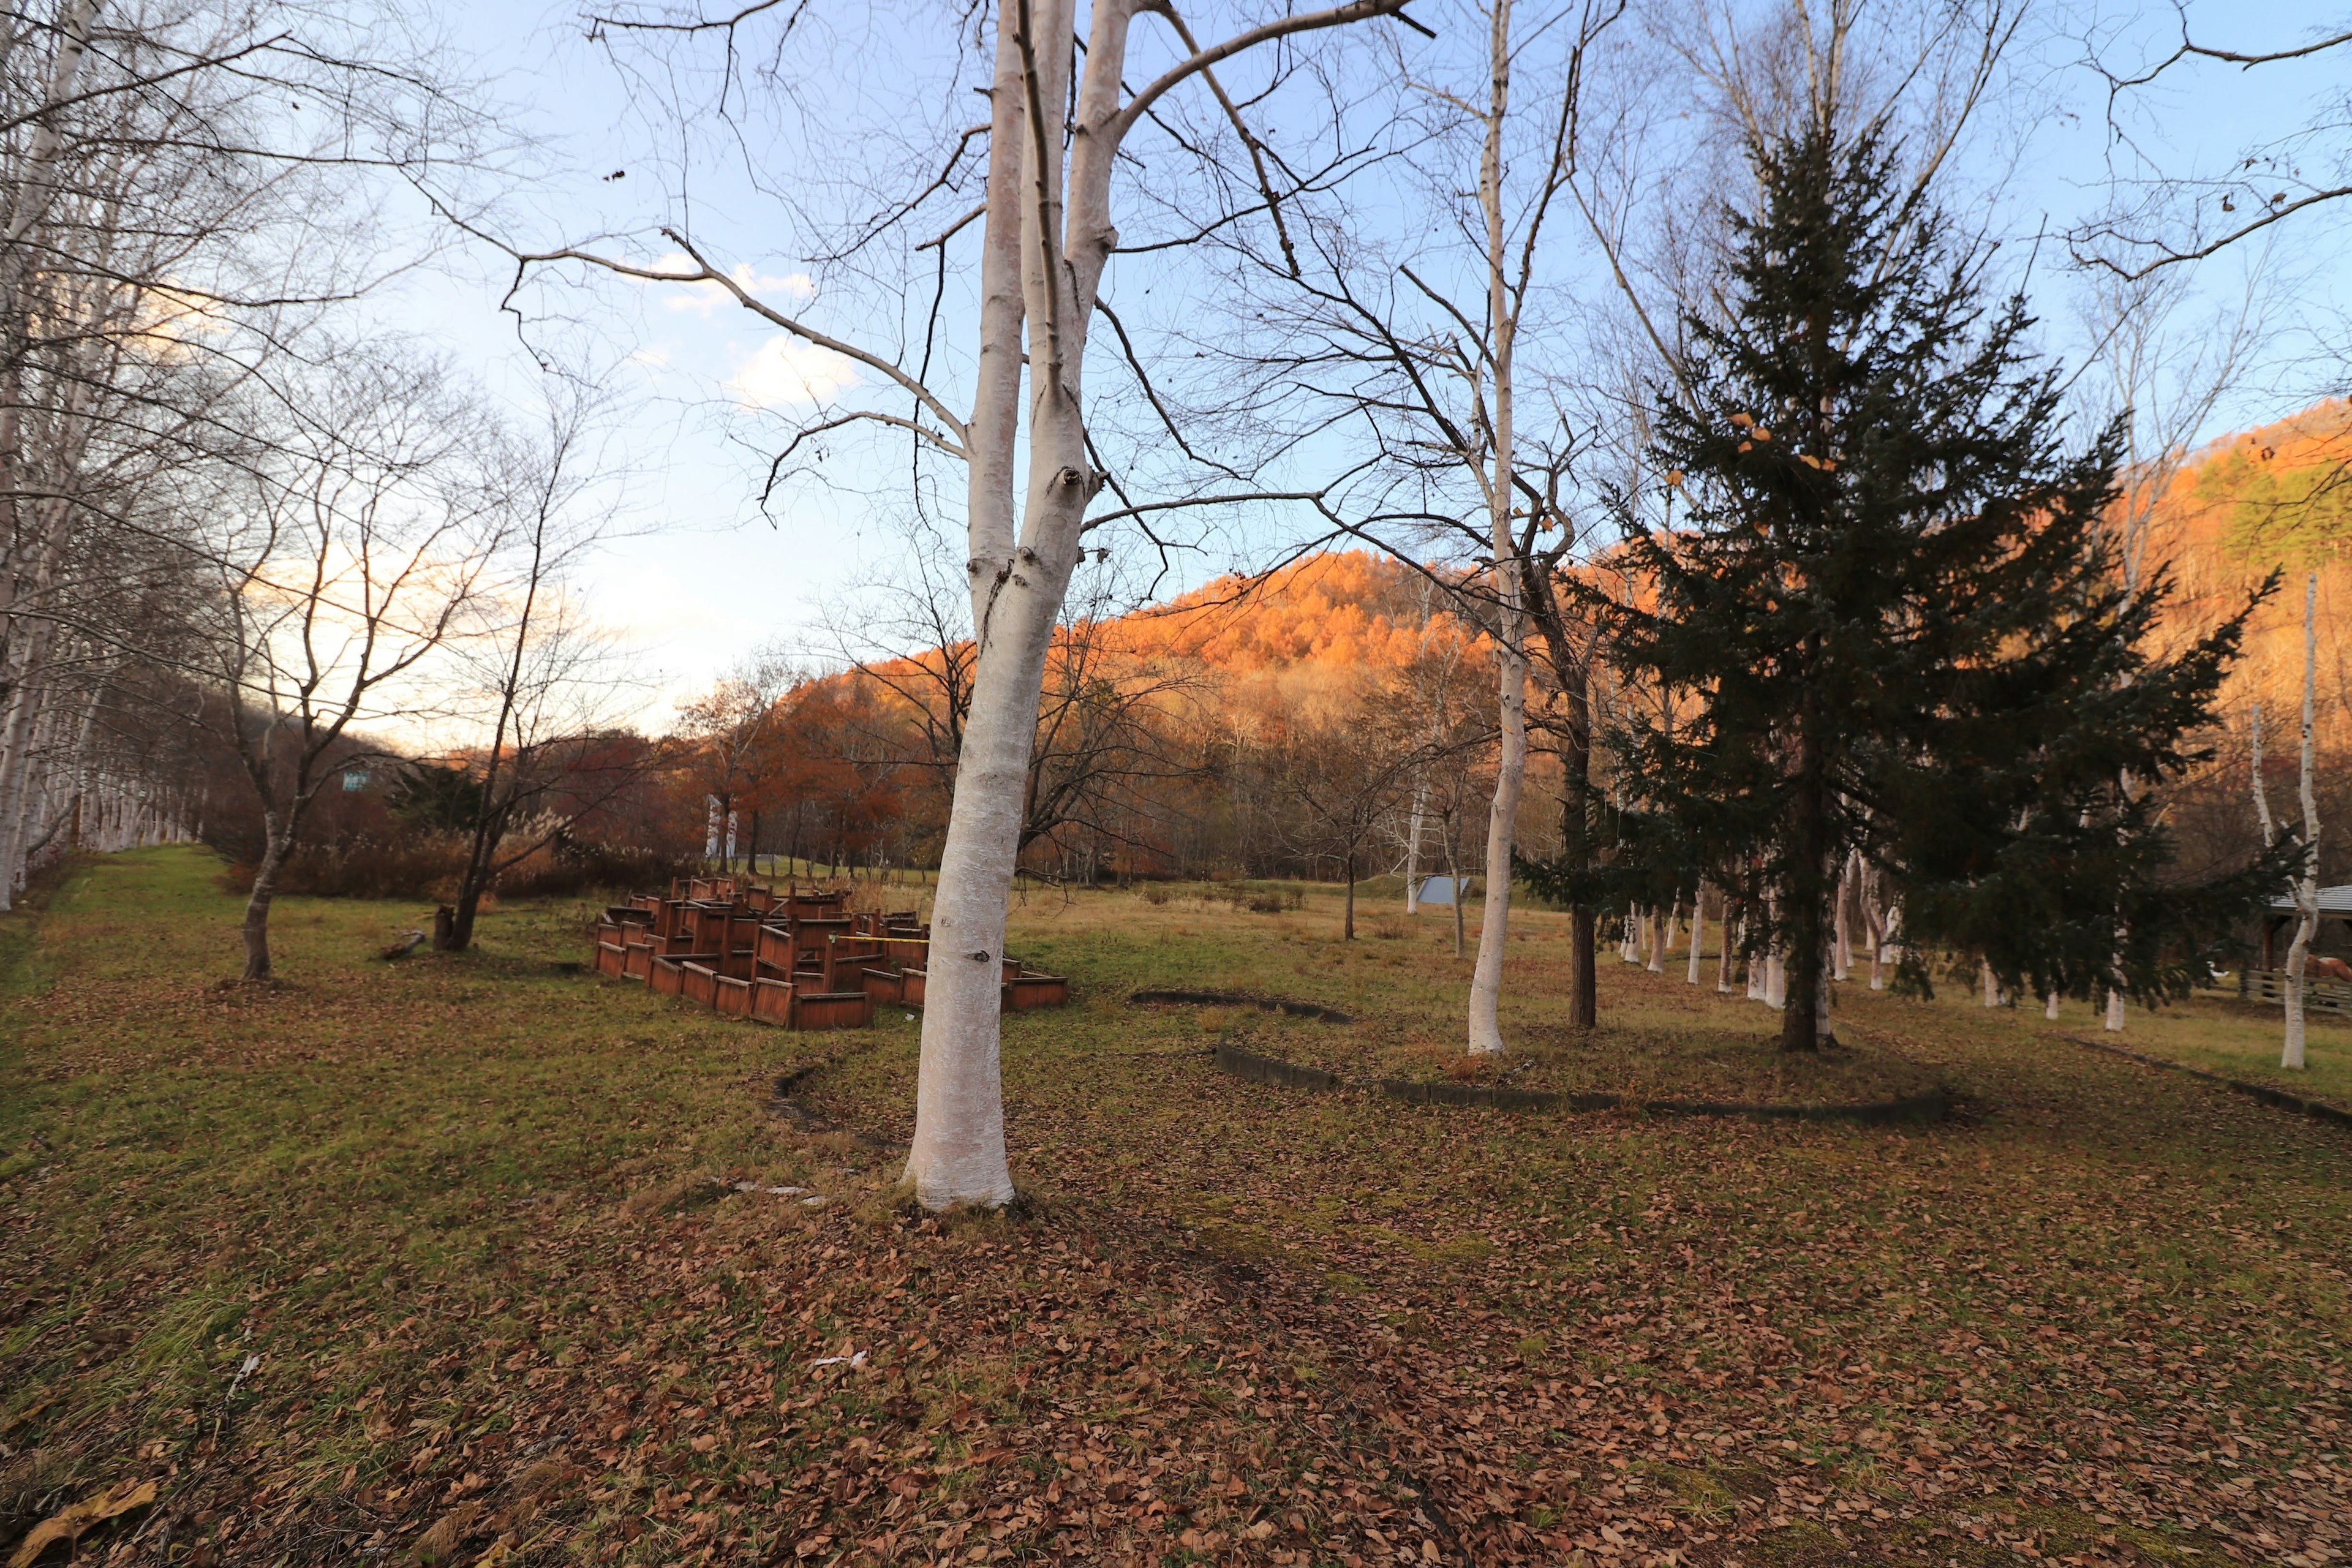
[714,974,753,1017]
[1005,974,1069,1010]
[792,990,872,1030]
[751,978,794,1025]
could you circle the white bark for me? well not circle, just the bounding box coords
[1686,886,1706,985]
[1858,862,1887,990]
[1464,0,1528,1058]
[1645,903,1667,973]
[1764,946,1785,1009]
[2284,572,2321,1071]
[903,0,1411,1199]
[1404,771,1427,914]
[2045,990,2061,1020]
[1831,856,1853,981]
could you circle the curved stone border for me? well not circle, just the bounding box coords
[2064,1033,2352,1132]
[1132,989,1354,1023]
[1214,1039,1344,1090]
[1214,1040,1947,1124]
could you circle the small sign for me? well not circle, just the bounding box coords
[1415,876,1458,906]
[342,768,370,792]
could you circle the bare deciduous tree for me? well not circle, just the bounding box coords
[202,349,506,981]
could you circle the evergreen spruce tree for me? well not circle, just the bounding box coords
[1601,123,2279,1051]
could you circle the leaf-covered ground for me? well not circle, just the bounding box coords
[3,847,2348,1568]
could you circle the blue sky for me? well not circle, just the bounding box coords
[388,0,2352,725]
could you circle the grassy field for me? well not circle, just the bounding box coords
[4,847,2350,1568]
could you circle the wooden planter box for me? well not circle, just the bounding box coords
[595,941,627,977]
[686,904,735,952]
[1005,973,1070,1010]
[680,962,720,1008]
[754,924,797,971]
[714,973,753,1017]
[861,967,902,1005]
[823,940,888,991]
[752,977,796,1025]
[899,968,927,1006]
[792,990,872,1030]
[622,940,656,981]
[650,957,686,995]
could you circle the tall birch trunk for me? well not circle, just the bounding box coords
[1465,0,1527,1057]
[1404,771,1426,914]
[902,0,1406,1202]
[2284,571,2321,1071]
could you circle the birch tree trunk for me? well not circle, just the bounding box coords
[2284,571,2321,1071]
[1832,856,1853,981]
[904,0,1410,1199]
[1859,864,1887,990]
[1686,886,1706,985]
[1463,0,1528,1058]
[1404,771,1426,914]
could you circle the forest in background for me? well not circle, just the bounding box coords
[165,397,2352,918]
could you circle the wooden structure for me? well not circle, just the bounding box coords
[587,875,1069,1030]
[2244,884,2352,1018]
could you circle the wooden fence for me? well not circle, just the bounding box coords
[2239,968,2352,1019]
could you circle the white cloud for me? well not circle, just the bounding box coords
[727,334,859,409]
[652,252,816,317]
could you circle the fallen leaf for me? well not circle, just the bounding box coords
[7,1479,157,1568]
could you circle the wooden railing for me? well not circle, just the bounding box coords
[2239,968,2352,1019]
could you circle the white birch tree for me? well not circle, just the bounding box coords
[529,0,1415,1207]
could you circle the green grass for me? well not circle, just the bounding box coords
[3,846,2350,1568]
